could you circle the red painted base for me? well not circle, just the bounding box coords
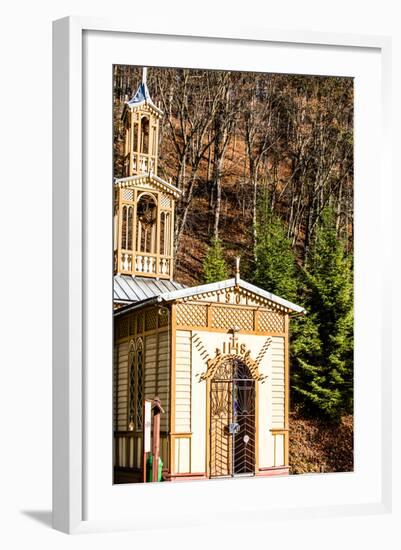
[163,471,207,482]
[163,467,289,481]
[256,466,290,477]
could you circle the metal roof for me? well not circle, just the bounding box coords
[125,77,163,116]
[114,275,186,304]
[114,277,305,316]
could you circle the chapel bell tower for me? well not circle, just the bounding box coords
[122,67,161,177]
[114,68,181,280]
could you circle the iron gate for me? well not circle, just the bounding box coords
[210,358,256,478]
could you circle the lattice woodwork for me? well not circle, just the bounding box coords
[176,303,208,327]
[160,194,171,208]
[136,312,144,334]
[122,188,134,201]
[126,315,134,335]
[212,307,253,331]
[118,317,129,338]
[145,309,158,331]
[259,310,285,333]
[158,308,169,327]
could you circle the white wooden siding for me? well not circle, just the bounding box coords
[116,342,129,431]
[144,334,157,402]
[175,330,192,433]
[271,336,285,429]
[157,331,170,432]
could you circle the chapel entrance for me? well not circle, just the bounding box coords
[210,357,256,478]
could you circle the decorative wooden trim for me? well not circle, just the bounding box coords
[199,351,267,383]
[170,432,193,437]
[284,313,290,466]
[175,301,286,334]
[169,304,176,474]
[178,295,291,314]
[174,324,285,337]
[114,306,171,343]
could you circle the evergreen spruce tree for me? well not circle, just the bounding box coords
[291,207,353,422]
[249,190,298,302]
[202,238,229,283]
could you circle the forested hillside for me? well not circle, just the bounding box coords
[114,66,353,281]
[113,66,354,471]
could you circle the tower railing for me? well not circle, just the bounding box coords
[115,250,172,278]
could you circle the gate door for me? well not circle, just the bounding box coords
[210,358,256,478]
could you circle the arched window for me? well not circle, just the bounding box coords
[140,116,149,154]
[136,194,157,254]
[121,205,133,252]
[128,341,136,430]
[128,338,144,431]
[135,339,144,429]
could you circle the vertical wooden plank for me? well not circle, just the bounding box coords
[129,111,133,175]
[273,434,277,467]
[136,115,141,174]
[156,194,161,276]
[207,305,212,328]
[154,118,159,174]
[113,343,119,470]
[132,188,137,274]
[254,309,260,332]
[169,304,176,474]
[284,313,290,466]
[169,201,175,278]
[117,188,123,273]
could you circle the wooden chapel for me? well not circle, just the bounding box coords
[113,69,305,483]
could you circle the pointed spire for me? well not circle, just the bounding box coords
[125,67,163,116]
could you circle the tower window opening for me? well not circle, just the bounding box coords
[140,116,149,154]
[121,205,133,251]
[136,194,157,254]
[133,123,138,152]
[160,211,170,256]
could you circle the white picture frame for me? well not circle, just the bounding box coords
[52,16,392,534]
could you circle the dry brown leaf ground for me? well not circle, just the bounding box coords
[289,408,353,474]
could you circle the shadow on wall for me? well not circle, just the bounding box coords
[21,510,52,529]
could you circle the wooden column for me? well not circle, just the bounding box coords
[284,313,290,466]
[169,305,177,474]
